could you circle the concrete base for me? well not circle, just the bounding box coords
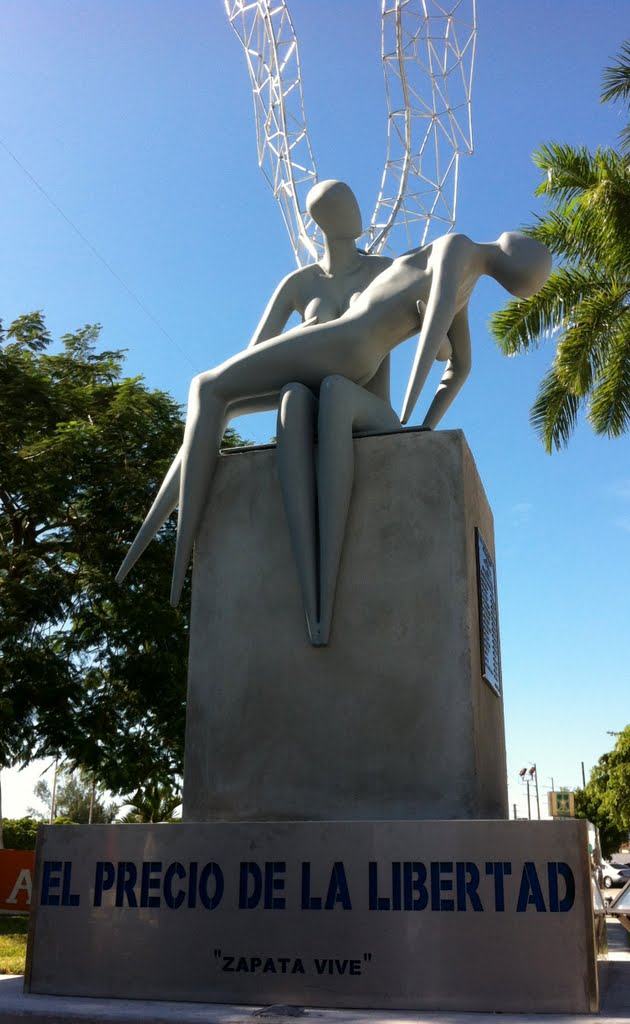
[1,971,629,1024]
[183,429,508,822]
[25,819,597,1014]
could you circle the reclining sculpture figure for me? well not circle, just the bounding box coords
[117,183,551,644]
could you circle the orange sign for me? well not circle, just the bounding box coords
[0,850,35,913]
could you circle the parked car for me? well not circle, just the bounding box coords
[601,860,630,889]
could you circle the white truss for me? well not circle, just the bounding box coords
[225,0,476,265]
[366,0,477,255]
[225,0,321,265]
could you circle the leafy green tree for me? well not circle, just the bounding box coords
[1,817,40,851]
[29,772,118,824]
[118,780,182,823]
[574,726,630,858]
[574,787,627,860]
[0,312,246,807]
[490,41,630,451]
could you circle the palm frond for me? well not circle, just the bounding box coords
[530,146,630,276]
[554,279,628,394]
[529,212,607,272]
[532,143,607,203]
[489,267,596,355]
[588,310,630,437]
[494,52,630,450]
[601,40,630,105]
[530,364,584,453]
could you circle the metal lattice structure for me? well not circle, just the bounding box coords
[225,0,321,265]
[225,0,476,266]
[366,0,477,255]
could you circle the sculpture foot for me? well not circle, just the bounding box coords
[308,621,330,647]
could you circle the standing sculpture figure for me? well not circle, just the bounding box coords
[117,228,551,625]
[261,181,397,645]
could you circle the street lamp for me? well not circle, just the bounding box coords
[519,764,540,820]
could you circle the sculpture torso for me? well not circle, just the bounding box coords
[296,253,393,401]
[297,253,392,323]
[345,233,483,357]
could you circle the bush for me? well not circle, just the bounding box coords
[1,818,40,851]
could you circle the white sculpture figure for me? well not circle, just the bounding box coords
[117,228,551,628]
[248,180,396,645]
[118,180,397,645]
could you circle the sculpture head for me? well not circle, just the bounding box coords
[306,180,362,241]
[491,232,552,298]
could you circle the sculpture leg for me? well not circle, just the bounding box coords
[116,396,281,586]
[170,373,229,606]
[316,375,401,646]
[276,383,319,643]
[115,450,182,584]
[149,315,378,605]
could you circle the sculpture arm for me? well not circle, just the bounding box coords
[421,307,472,430]
[227,270,305,419]
[248,270,303,346]
[399,255,459,424]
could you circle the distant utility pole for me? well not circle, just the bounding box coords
[513,803,517,820]
[526,779,531,820]
[581,761,586,787]
[533,764,541,820]
[88,777,96,825]
[49,759,59,824]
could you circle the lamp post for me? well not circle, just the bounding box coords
[530,764,541,820]
[519,766,530,820]
[519,763,540,820]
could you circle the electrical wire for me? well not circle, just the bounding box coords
[0,138,198,371]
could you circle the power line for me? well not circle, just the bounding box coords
[0,137,197,371]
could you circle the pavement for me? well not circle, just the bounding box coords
[0,919,628,1024]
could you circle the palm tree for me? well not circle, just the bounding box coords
[118,780,182,823]
[489,42,630,452]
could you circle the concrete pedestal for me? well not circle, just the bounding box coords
[183,430,508,822]
[24,819,598,1013]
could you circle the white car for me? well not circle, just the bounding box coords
[601,860,630,889]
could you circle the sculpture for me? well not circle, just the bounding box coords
[116,224,551,629]
[119,180,398,645]
[258,181,397,645]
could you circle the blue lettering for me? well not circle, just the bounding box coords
[368,862,389,910]
[456,862,482,911]
[199,862,224,909]
[187,862,198,908]
[403,862,428,911]
[140,862,162,909]
[431,862,454,911]
[239,862,262,909]
[264,862,286,910]
[115,862,138,908]
[548,862,575,912]
[391,862,402,911]
[164,862,186,909]
[485,861,511,911]
[41,861,62,906]
[94,862,115,906]
[325,862,352,910]
[301,863,322,910]
[516,862,546,912]
[61,862,80,906]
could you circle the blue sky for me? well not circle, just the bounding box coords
[1,1,629,821]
